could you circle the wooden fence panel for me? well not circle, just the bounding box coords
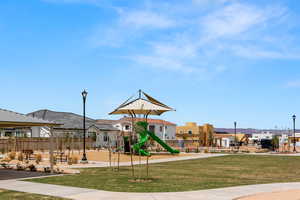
[0,138,94,153]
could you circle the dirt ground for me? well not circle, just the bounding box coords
[5,150,196,163]
[63,150,195,162]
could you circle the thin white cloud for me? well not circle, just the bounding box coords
[119,10,176,29]
[286,81,300,88]
[84,0,299,74]
[42,0,101,4]
[89,9,176,47]
[231,45,300,59]
[201,3,269,38]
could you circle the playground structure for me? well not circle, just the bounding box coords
[109,89,178,176]
[133,121,179,156]
[110,90,178,155]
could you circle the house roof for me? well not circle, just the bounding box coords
[96,119,118,125]
[119,117,176,126]
[0,108,61,128]
[96,117,176,126]
[27,109,118,131]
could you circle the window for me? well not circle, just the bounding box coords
[103,133,108,142]
[149,125,155,133]
[160,126,163,132]
[188,130,193,134]
[125,125,130,130]
[5,132,12,137]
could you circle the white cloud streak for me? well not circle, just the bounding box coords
[119,11,176,29]
[66,0,299,74]
[286,81,300,88]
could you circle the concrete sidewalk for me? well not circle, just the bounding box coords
[1,179,300,200]
[67,153,227,168]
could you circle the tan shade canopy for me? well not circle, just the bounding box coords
[0,108,61,128]
[109,90,175,116]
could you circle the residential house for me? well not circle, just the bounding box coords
[27,110,120,148]
[96,117,177,140]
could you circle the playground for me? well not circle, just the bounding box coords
[2,91,300,199]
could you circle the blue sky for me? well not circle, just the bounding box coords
[1,0,300,129]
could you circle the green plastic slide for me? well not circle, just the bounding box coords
[133,121,179,156]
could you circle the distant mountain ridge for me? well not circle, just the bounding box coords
[215,128,300,135]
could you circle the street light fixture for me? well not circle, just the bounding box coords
[293,115,296,153]
[81,90,88,163]
[234,121,237,148]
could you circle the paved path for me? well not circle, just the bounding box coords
[67,153,227,168]
[1,180,300,200]
[0,169,54,180]
[236,189,300,200]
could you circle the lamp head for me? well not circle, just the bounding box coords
[82,90,88,99]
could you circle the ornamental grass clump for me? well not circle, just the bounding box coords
[8,152,16,160]
[17,153,24,161]
[35,154,42,164]
[71,155,78,164]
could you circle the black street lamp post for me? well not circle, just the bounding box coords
[234,121,237,148]
[293,115,296,153]
[81,90,88,163]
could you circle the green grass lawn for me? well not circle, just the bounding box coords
[0,189,67,200]
[28,155,300,192]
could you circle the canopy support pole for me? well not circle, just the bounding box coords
[129,111,135,177]
[50,126,54,173]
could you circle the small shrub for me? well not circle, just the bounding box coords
[55,167,64,174]
[1,163,8,168]
[28,164,37,172]
[71,155,78,164]
[0,149,5,154]
[67,156,72,165]
[16,163,25,171]
[8,152,16,160]
[185,148,190,153]
[67,155,78,165]
[17,153,24,161]
[53,156,57,165]
[35,154,42,164]
[44,167,51,173]
[2,157,11,163]
[204,149,209,153]
[255,149,269,153]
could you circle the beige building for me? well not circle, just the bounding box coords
[176,122,215,147]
